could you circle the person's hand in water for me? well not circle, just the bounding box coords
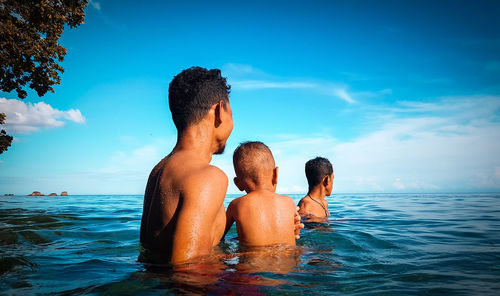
[294,206,304,239]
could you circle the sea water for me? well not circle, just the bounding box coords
[1,193,499,295]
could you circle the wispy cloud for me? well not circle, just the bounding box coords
[332,88,356,104]
[230,80,316,90]
[224,64,360,104]
[88,0,101,11]
[0,98,85,134]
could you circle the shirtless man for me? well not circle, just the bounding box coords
[140,67,233,264]
[224,141,297,246]
[298,157,334,220]
[140,67,302,265]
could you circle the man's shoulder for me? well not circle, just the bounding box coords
[181,165,228,201]
[183,164,228,185]
[148,155,169,178]
[298,196,310,205]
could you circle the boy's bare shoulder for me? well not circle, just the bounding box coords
[228,194,246,205]
[274,193,297,209]
[227,193,248,213]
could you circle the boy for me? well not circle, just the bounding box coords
[224,141,297,247]
[298,157,334,219]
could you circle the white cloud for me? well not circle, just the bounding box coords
[83,138,175,194]
[0,98,85,134]
[230,79,357,104]
[223,63,358,104]
[241,95,500,193]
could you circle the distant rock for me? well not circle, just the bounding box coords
[60,191,68,196]
[28,191,44,196]
[4,194,14,196]
[48,193,57,196]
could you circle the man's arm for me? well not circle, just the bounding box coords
[170,166,228,264]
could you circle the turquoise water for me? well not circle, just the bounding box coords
[1,193,499,295]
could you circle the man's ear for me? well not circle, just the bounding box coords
[234,177,244,191]
[214,101,224,128]
[272,167,279,190]
[322,175,329,187]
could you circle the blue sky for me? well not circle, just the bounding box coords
[1,0,499,194]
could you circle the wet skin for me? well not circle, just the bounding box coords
[298,173,334,220]
[140,101,233,265]
[225,189,297,247]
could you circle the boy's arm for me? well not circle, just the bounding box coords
[285,195,304,239]
[295,206,304,239]
[222,200,236,239]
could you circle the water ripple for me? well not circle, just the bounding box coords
[0,193,499,294]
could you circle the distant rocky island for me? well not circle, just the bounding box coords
[26,191,69,196]
[2,191,70,196]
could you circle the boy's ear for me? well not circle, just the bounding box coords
[214,101,224,127]
[234,177,244,191]
[272,167,279,189]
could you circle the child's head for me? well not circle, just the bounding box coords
[305,157,334,195]
[233,141,277,192]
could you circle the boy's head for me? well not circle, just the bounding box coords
[233,141,278,192]
[305,157,334,195]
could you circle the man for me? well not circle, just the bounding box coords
[140,67,233,264]
[298,157,334,220]
[140,67,302,265]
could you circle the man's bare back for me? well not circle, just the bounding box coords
[226,190,296,246]
[298,195,330,220]
[140,150,228,263]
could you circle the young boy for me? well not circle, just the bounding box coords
[298,157,334,219]
[224,141,297,247]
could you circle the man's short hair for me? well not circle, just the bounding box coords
[168,67,231,132]
[305,157,333,191]
[233,141,275,184]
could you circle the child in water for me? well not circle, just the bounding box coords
[298,157,334,220]
[224,141,297,246]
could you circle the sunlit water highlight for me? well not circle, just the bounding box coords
[1,193,499,295]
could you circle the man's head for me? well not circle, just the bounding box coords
[305,157,334,195]
[233,141,278,192]
[169,67,233,154]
